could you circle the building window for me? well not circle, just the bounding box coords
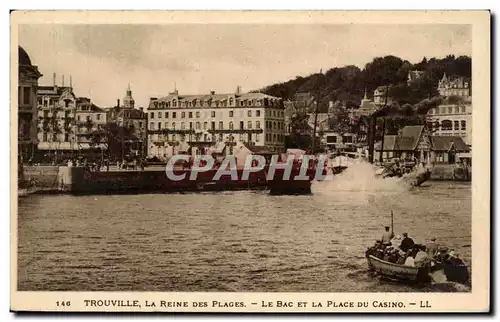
[150,122,154,130]
[248,121,252,129]
[181,112,185,118]
[203,122,207,130]
[273,122,277,129]
[165,112,169,118]
[219,121,223,130]
[441,120,452,131]
[211,121,215,130]
[65,100,70,108]
[181,122,185,130]
[139,122,142,128]
[196,111,200,118]
[229,98,234,106]
[96,114,101,121]
[454,107,460,114]
[150,112,154,119]
[158,123,162,130]
[172,112,177,118]
[461,120,466,130]
[219,133,223,142]
[454,121,459,130]
[256,121,261,129]
[256,134,260,142]
[164,122,168,129]
[461,106,466,113]
[196,122,200,130]
[158,112,162,118]
[211,111,216,117]
[22,87,31,105]
[189,122,193,129]
[229,111,234,117]
[172,134,176,141]
[173,100,177,107]
[248,110,252,117]
[172,122,176,129]
[189,112,193,118]
[448,107,452,114]
[256,110,261,117]
[240,121,244,130]
[229,121,233,130]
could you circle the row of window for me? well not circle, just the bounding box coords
[429,106,468,115]
[40,133,71,142]
[150,131,285,145]
[149,120,287,131]
[152,97,281,109]
[430,120,467,131]
[149,109,285,119]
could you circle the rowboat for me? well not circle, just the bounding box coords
[366,254,431,283]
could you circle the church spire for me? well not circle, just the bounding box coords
[123,83,135,109]
[363,87,368,100]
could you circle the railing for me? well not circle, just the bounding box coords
[207,129,263,134]
[148,129,196,135]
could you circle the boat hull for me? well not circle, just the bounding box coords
[366,255,430,283]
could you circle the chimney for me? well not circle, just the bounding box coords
[53,73,56,87]
[139,107,143,112]
[210,91,215,95]
[70,75,72,88]
[117,99,120,107]
[236,85,241,95]
[62,75,65,87]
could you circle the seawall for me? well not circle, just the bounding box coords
[430,164,471,181]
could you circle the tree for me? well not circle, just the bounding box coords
[89,123,136,161]
[328,101,351,135]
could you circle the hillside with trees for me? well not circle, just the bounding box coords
[261,54,471,151]
[259,54,471,112]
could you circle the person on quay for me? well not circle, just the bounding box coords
[400,232,415,252]
[381,226,393,246]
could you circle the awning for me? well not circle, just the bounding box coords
[456,152,472,159]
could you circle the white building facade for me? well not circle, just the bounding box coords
[426,103,472,146]
[147,90,286,159]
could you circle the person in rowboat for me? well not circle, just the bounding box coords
[400,233,415,252]
[381,226,392,246]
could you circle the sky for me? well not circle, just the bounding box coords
[18,24,471,107]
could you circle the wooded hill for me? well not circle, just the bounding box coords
[258,55,471,112]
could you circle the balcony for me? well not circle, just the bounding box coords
[148,129,195,135]
[207,128,263,134]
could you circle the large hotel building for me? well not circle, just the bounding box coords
[147,88,286,159]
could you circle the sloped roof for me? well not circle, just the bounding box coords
[375,126,425,151]
[431,136,470,152]
[156,92,279,102]
[117,108,147,119]
[399,125,424,150]
[245,144,274,154]
[374,135,397,151]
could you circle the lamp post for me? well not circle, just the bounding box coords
[226,134,236,155]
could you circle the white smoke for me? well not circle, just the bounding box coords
[312,158,409,195]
